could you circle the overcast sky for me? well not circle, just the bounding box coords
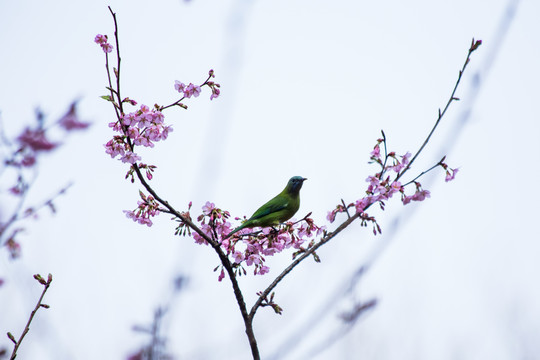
[1,0,539,359]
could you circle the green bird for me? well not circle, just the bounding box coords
[226,176,307,238]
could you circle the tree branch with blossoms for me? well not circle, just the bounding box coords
[6,273,53,360]
[96,8,480,359]
[0,102,89,259]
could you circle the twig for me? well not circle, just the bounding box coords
[7,274,53,360]
[396,38,481,182]
[341,199,351,219]
[402,157,445,187]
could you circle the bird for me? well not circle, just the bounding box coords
[226,176,307,238]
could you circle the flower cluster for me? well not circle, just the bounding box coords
[192,202,232,245]
[206,69,221,100]
[174,81,201,98]
[58,103,91,130]
[17,128,58,152]
[123,191,160,226]
[328,137,459,232]
[440,159,459,182]
[174,70,220,101]
[189,202,325,280]
[105,104,172,164]
[94,34,113,53]
[1,103,87,259]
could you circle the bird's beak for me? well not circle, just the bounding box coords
[302,178,308,181]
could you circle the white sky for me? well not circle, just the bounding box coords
[1,0,539,359]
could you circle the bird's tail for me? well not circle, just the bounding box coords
[225,223,247,239]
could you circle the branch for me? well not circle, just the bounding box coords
[103,10,259,358]
[250,38,482,321]
[7,274,53,360]
[396,38,482,182]
[249,212,360,320]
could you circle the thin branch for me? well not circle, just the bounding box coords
[341,199,351,219]
[108,6,124,116]
[250,39,481,322]
[249,212,361,320]
[402,157,444,187]
[378,130,389,178]
[160,72,215,111]
[1,180,71,245]
[8,274,53,360]
[396,39,481,183]
[103,11,259,358]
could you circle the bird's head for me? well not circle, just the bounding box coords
[285,176,307,194]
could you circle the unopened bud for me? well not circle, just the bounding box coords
[7,332,16,344]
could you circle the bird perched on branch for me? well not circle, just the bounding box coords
[226,176,307,238]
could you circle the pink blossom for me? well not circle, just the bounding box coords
[370,145,381,159]
[390,181,402,193]
[385,181,402,198]
[137,217,153,227]
[121,113,137,126]
[59,114,90,130]
[161,125,173,140]
[257,265,270,275]
[120,151,141,164]
[218,268,225,282]
[403,190,431,205]
[17,128,57,151]
[94,34,108,44]
[101,43,113,53]
[184,83,201,98]
[327,210,336,223]
[133,135,152,147]
[151,111,165,125]
[366,175,380,187]
[104,140,126,158]
[202,201,216,215]
[401,152,412,165]
[216,221,232,238]
[246,254,261,266]
[58,103,90,130]
[210,87,220,100]
[109,121,122,131]
[232,251,245,264]
[9,185,23,195]
[21,155,36,167]
[355,197,372,212]
[145,126,161,141]
[412,190,430,202]
[445,168,459,182]
[126,126,139,139]
[193,231,208,245]
[174,81,186,93]
[137,113,152,128]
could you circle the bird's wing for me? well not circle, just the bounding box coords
[249,194,288,220]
